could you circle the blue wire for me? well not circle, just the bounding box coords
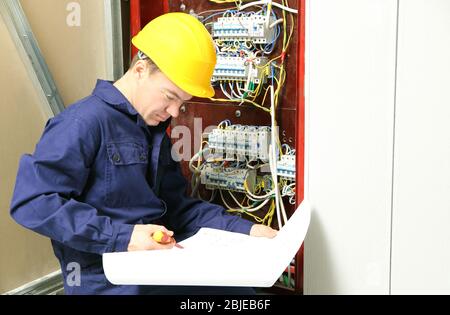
[263,8,281,53]
[271,64,274,86]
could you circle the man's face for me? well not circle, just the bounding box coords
[133,61,192,126]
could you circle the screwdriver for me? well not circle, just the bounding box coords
[152,230,184,249]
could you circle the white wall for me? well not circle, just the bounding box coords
[305,0,450,294]
[391,0,450,294]
[304,0,398,294]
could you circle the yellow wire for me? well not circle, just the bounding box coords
[206,1,296,231]
[208,0,236,3]
[220,190,265,222]
[230,190,248,207]
[208,0,255,4]
[209,97,271,113]
[197,140,209,169]
[266,200,275,226]
[210,2,296,113]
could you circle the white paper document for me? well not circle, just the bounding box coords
[103,199,311,287]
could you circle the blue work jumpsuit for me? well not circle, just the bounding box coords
[10,80,255,295]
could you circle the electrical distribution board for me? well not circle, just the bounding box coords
[131,0,303,293]
[186,0,300,293]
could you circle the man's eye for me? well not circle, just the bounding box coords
[164,93,174,101]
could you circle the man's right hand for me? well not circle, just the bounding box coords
[127,224,175,251]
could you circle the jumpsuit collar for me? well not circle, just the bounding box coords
[93,79,139,117]
[92,79,172,131]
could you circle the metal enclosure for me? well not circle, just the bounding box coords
[129,0,306,293]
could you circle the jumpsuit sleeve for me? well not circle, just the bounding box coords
[9,113,134,254]
[158,136,254,236]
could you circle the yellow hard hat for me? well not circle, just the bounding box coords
[132,12,216,98]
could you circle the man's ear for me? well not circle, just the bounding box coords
[132,60,148,79]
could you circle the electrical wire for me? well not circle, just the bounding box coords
[193,1,298,234]
[269,18,283,28]
[239,0,298,14]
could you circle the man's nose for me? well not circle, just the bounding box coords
[166,104,180,118]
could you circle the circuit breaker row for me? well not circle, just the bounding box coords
[211,14,274,83]
[200,164,256,193]
[212,56,267,83]
[212,15,276,43]
[199,154,295,192]
[208,125,271,162]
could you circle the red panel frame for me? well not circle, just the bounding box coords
[295,0,306,293]
[129,0,169,57]
[129,0,306,293]
[129,0,141,57]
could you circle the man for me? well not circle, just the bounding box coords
[10,12,276,295]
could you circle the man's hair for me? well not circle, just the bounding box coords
[128,51,160,74]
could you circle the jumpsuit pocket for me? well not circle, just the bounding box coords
[105,141,149,207]
[106,142,148,166]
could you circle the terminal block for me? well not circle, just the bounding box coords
[200,164,256,193]
[277,154,296,180]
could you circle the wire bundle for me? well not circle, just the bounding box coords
[190,1,297,227]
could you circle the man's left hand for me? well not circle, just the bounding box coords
[250,224,278,238]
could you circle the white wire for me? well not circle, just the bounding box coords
[245,62,253,91]
[209,189,217,202]
[239,0,298,14]
[270,18,284,28]
[226,190,272,212]
[247,185,275,200]
[279,186,288,224]
[237,81,247,95]
[282,143,290,155]
[189,148,209,173]
[270,85,288,226]
[229,82,239,98]
[289,195,295,204]
[229,82,243,98]
[269,144,282,228]
[220,189,266,212]
[220,83,235,100]
[269,87,281,228]
[218,119,231,129]
[228,81,242,98]
[283,183,295,193]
